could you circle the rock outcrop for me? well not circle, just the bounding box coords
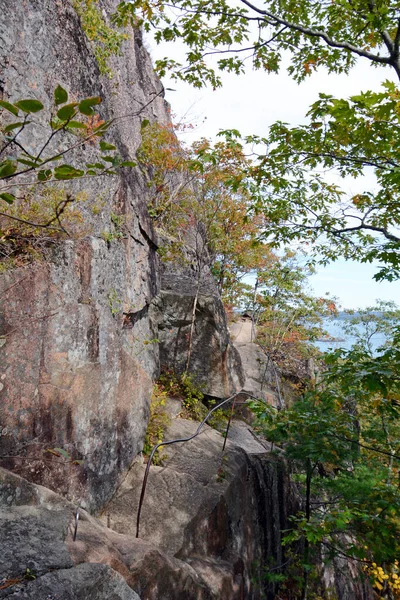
[230,316,283,408]
[153,291,244,398]
[0,0,245,510]
[0,405,297,600]
[0,0,167,509]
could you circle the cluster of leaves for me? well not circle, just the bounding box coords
[138,121,275,294]
[0,85,134,202]
[366,561,400,596]
[143,383,172,464]
[0,86,137,268]
[245,251,338,377]
[115,0,400,88]
[158,369,208,421]
[250,321,400,597]
[72,0,130,77]
[220,80,399,282]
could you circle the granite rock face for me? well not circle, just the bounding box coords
[0,409,298,600]
[100,415,295,600]
[0,468,141,600]
[230,316,283,408]
[0,0,246,508]
[0,0,165,509]
[154,257,245,398]
[153,291,245,398]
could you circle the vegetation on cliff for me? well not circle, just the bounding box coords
[2,0,400,597]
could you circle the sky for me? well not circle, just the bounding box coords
[144,36,400,310]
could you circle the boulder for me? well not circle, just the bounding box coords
[153,292,244,398]
[100,415,295,599]
[230,316,283,408]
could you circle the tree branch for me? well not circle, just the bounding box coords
[237,0,393,67]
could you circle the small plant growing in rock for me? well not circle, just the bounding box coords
[72,0,130,77]
[206,399,229,432]
[143,383,171,465]
[158,369,207,421]
[108,288,122,317]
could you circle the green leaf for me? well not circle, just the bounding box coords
[121,161,137,167]
[14,99,44,113]
[18,158,40,167]
[0,192,16,205]
[54,85,68,106]
[94,121,111,132]
[53,447,71,459]
[78,96,102,116]
[65,120,86,129]
[141,119,150,129]
[56,103,77,121]
[0,160,17,179]
[0,100,19,117]
[4,122,27,133]
[86,162,107,169]
[99,141,116,151]
[54,164,84,180]
[37,169,52,182]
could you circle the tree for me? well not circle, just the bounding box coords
[116,0,400,86]
[237,82,400,281]
[339,299,400,353]
[114,0,400,280]
[247,251,337,377]
[250,331,400,598]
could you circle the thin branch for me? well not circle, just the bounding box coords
[0,114,31,156]
[238,0,393,66]
[0,211,66,232]
[329,431,400,461]
[1,89,165,181]
[201,26,287,59]
[330,223,400,243]
[0,196,75,234]
[321,541,374,564]
[293,149,399,171]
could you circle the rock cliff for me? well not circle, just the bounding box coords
[0,412,297,600]
[0,3,374,599]
[0,0,167,509]
[0,0,242,510]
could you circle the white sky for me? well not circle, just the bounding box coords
[145,37,400,309]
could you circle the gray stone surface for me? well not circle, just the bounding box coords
[4,563,141,600]
[0,0,167,509]
[153,292,245,398]
[0,0,247,511]
[230,317,282,407]
[101,416,297,599]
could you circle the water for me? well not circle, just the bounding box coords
[314,313,387,355]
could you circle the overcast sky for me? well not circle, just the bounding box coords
[145,37,400,310]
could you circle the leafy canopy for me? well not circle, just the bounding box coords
[116,0,400,87]
[115,0,400,280]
